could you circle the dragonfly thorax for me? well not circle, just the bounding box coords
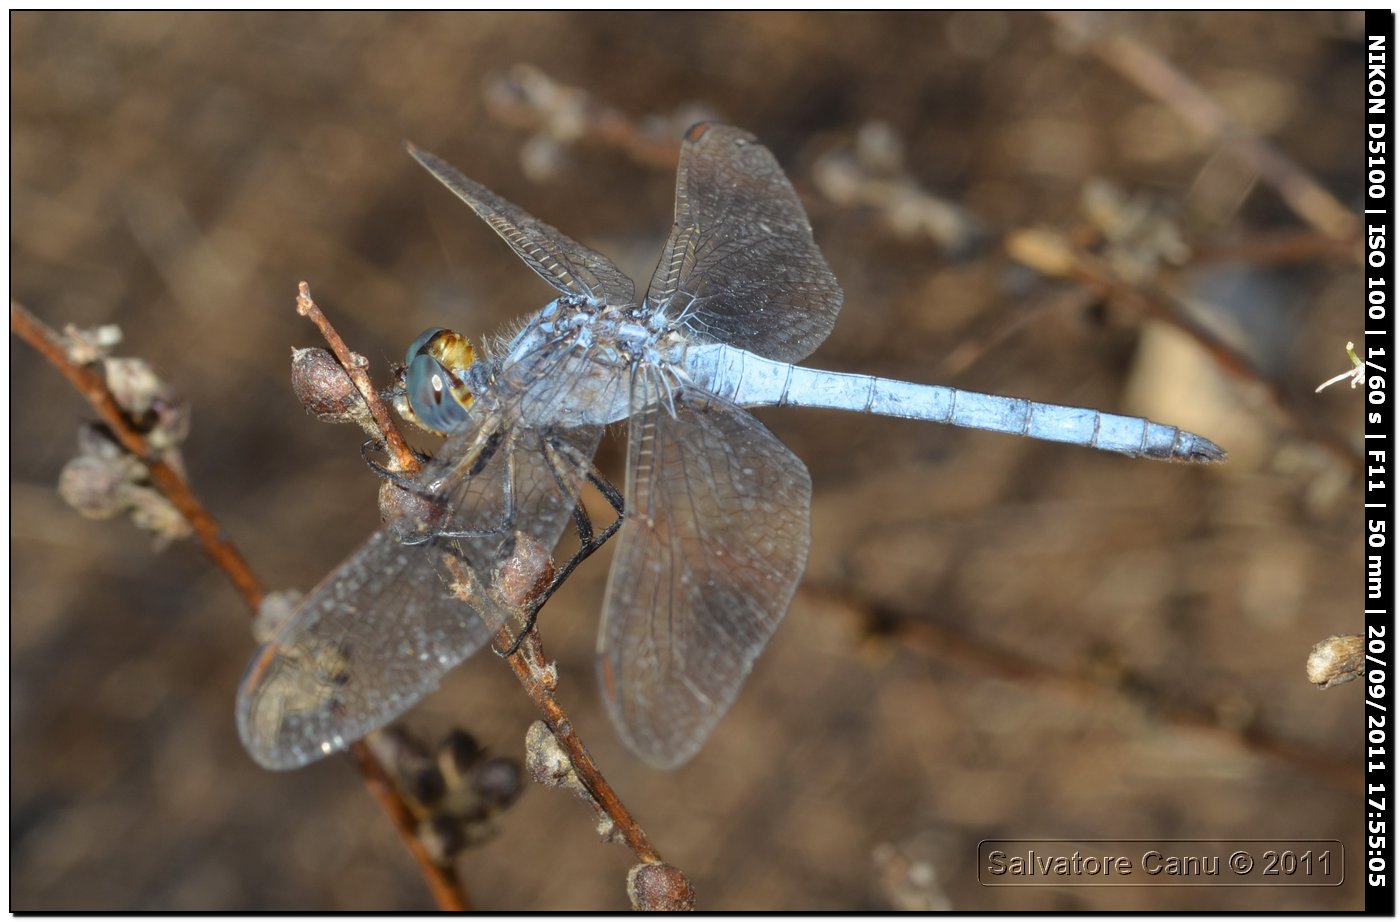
[497,299,673,428]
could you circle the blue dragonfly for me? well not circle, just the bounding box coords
[237,123,1223,771]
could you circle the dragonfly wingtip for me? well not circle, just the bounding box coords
[403,140,436,167]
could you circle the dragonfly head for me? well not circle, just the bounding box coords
[402,327,478,435]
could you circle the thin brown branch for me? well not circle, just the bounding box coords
[935,287,1100,380]
[1048,12,1359,247]
[498,624,662,864]
[11,299,266,610]
[1192,231,1362,268]
[802,583,1359,793]
[295,282,418,472]
[12,297,471,912]
[350,742,471,911]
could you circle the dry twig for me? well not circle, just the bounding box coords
[12,300,265,610]
[295,282,418,473]
[441,557,663,867]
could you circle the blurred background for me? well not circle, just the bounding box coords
[11,11,1367,910]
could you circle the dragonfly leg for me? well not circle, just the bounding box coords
[360,438,434,490]
[374,431,516,541]
[430,450,516,540]
[494,459,626,657]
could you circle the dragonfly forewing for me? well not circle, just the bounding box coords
[408,142,635,308]
[599,368,812,768]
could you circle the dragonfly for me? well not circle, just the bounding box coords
[237,123,1224,772]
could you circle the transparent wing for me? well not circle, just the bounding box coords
[236,528,502,770]
[408,143,636,307]
[645,123,843,363]
[237,414,603,771]
[598,371,812,768]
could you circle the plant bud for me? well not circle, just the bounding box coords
[290,347,366,424]
[418,815,467,865]
[627,862,696,911]
[58,455,127,519]
[472,755,522,811]
[437,728,482,780]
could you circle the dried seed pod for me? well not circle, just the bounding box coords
[406,762,448,807]
[75,422,141,471]
[418,814,468,865]
[379,480,448,538]
[437,728,482,782]
[145,388,191,453]
[251,590,304,644]
[59,427,191,546]
[1307,634,1364,689]
[125,484,193,547]
[103,357,165,419]
[494,532,555,609]
[61,322,123,364]
[366,725,451,809]
[290,346,368,425]
[58,454,128,519]
[627,862,696,911]
[524,720,576,790]
[472,755,523,811]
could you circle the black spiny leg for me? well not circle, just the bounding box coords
[360,438,434,490]
[495,461,625,657]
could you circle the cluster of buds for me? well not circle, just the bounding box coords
[366,725,523,865]
[55,324,192,548]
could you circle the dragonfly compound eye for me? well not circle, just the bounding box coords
[405,329,476,435]
[404,327,448,367]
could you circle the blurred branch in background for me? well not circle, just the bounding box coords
[1048,11,1360,249]
[806,582,1359,793]
[12,297,472,911]
[11,301,264,608]
[484,64,709,180]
